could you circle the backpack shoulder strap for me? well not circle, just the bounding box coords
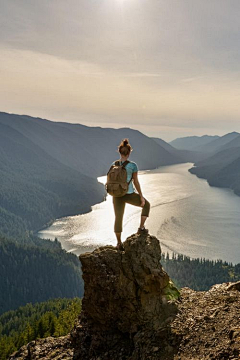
[114,160,129,167]
[121,160,129,168]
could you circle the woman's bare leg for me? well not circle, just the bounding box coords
[140,215,147,228]
[113,196,125,247]
[115,232,121,244]
[115,232,124,250]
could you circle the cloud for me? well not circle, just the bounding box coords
[1,0,240,140]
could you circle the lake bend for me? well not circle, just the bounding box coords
[38,163,240,264]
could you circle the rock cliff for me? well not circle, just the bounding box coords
[10,233,240,360]
[71,233,179,359]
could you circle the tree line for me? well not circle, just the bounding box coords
[0,298,81,360]
[0,235,83,315]
[161,252,240,291]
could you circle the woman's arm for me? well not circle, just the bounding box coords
[132,172,145,207]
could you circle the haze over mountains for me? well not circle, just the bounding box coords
[173,131,240,196]
[0,112,182,180]
[169,135,220,151]
[152,136,208,163]
[195,131,240,153]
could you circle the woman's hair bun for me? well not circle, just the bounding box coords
[118,138,132,155]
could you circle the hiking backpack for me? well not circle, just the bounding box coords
[105,160,132,197]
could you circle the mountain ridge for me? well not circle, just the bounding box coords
[0,112,183,179]
[169,135,219,151]
[195,131,240,153]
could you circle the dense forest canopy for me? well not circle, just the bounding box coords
[161,253,240,291]
[0,298,81,360]
[0,236,83,315]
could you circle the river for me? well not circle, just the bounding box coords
[38,163,240,264]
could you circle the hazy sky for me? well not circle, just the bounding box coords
[1,0,240,141]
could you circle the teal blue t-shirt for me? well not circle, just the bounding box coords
[111,160,138,194]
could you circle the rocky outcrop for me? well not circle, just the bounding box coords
[171,284,240,360]
[71,233,179,359]
[9,233,240,360]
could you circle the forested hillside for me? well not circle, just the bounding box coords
[184,130,240,196]
[0,298,81,360]
[0,122,105,238]
[189,147,240,196]
[0,236,83,315]
[208,157,240,196]
[161,253,240,290]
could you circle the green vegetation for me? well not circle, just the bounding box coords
[0,121,104,238]
[0,252,239,360]
[162,279,180,300]
[161,253,240,291]
[0,235,83,315]
[0,297,81,360]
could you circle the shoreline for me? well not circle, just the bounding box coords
[36,162,194,236]
[37,163,240,264]
[188,167,238,198]
[35,196,106,236]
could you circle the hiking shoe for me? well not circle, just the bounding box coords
[116,242,124,251]
[137,227,149,235]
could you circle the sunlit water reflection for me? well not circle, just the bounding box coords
[38,163,240,263]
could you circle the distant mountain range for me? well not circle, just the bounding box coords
[169,135,220,151]
[169,132,240,154]
[0,112,183,180]
[195,132,240,153]
[152,137,208,163]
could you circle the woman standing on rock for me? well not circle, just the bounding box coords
[106,138,150,250]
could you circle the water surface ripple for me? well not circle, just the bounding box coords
[38,163,240,263]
